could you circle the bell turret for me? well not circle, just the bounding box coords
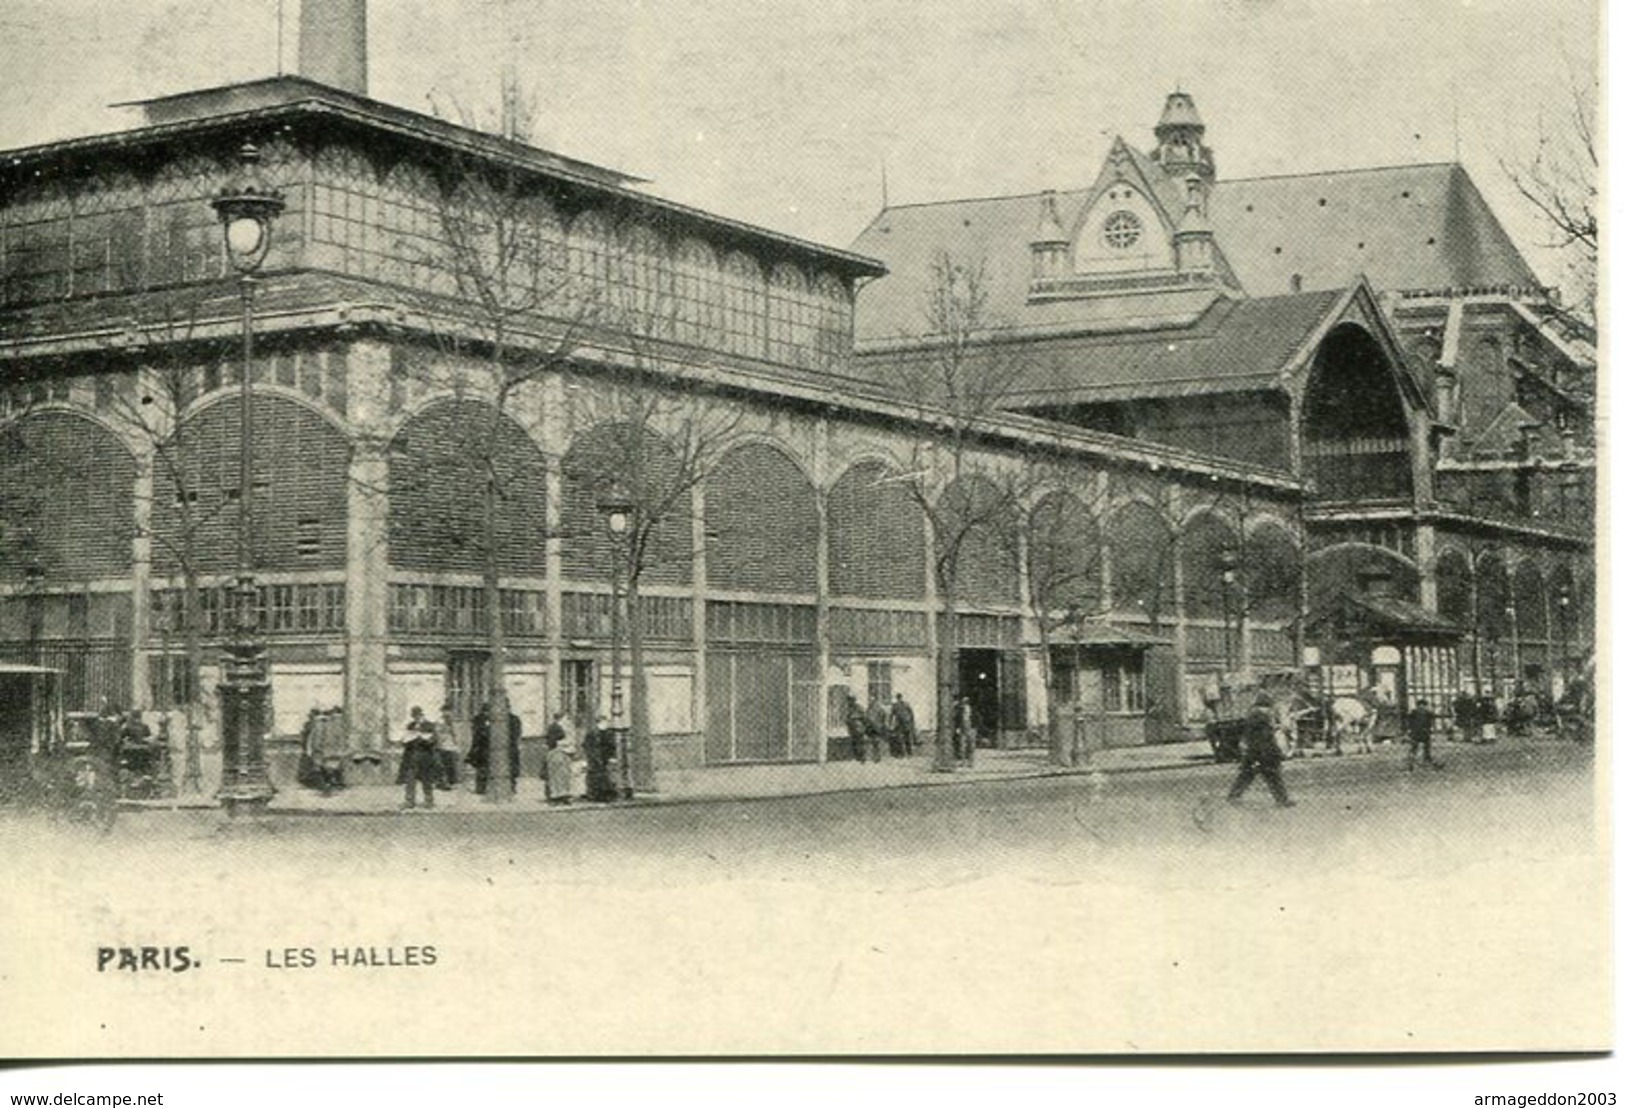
[1152,91,1215,186]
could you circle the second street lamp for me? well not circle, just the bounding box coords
[210,142,284,816]
[598,482,635,800]
[1218,548,1239,673]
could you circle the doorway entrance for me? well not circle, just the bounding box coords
[957,649,1000,746]
[561,659,597,727]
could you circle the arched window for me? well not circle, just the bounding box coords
[0,412,136,581]
[614,222,673,338]
[719,252,765,359]
[1027,491,1102,617]
[1180,513,1238,620]
[706,443,817,594]
[1302,324,1414,503]
[1108,501,1175,624]
[559,422,692,586]
[673,238,722,347]
[1243,523,1301,623]
[938,476,1019,606]
[767,263,814,368]
[827,461,925,600]
[388,400,547,577]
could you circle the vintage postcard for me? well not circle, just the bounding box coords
[0,0,1605,1060]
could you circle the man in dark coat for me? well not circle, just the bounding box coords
[889,694,918,757]
[397,705,438,809]
[582,716,619,802]
[466,703,523,795]
[1406,697,1441,771]
[1227,694,1294,808]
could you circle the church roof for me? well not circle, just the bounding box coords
[1209,162,1541,296]
[854,287,1345,405]
[852,160,1540,344]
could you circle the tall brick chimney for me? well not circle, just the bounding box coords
[299,0,368,96]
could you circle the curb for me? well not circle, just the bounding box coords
[119,748,1227,818]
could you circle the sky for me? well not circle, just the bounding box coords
[0,0,1600,288]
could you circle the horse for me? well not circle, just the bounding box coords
[1327,695,1378,755]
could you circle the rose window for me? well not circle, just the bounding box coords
[1102,210,1143,250]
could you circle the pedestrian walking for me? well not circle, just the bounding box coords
[394,705,439,810]
[1406,697,1442,771]
[1226,694,1295,808]
[952,695,976,768]
[889,693,917,757]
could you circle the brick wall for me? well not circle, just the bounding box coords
[827,461,925,600]
[152,395,349,575]
[706,443,817,594]
[560,424,691,586]
[389,400,547,577]
[0,411,135,582]
[940,476,1019,606]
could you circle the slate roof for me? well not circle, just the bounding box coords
[1210,163,1540,296]
[854,287,1345,405]
[852,159,1539,344]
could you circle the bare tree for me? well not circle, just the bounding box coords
[563,366,741,790]
[103,297,224,794]
[1011,461,1111,765]
[893,252,1034,771]
[408,126,589,804]
[1503,74,1598,324]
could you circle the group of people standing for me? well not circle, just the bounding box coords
[843,693,919,762]
[389,704,626,809]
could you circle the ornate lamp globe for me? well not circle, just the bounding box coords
[598,482,634,537]
[211,142,286,274]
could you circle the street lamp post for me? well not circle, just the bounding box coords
[597,482,634,801]
[1218,549,1238,673]
[210,142,284,816]
[1555,588,1572,694]
[24,561,44,669]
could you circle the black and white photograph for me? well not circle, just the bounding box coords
[0,0,1606,1078]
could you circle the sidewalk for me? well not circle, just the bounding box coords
[127,738,1224,816]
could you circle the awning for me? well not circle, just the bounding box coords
[1308,592,1462,640]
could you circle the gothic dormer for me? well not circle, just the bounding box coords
[1152,91,1215,187]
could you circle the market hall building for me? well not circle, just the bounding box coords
[850,91,1594,726]
[0,6,1312,776]
[0,5,1591,777]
